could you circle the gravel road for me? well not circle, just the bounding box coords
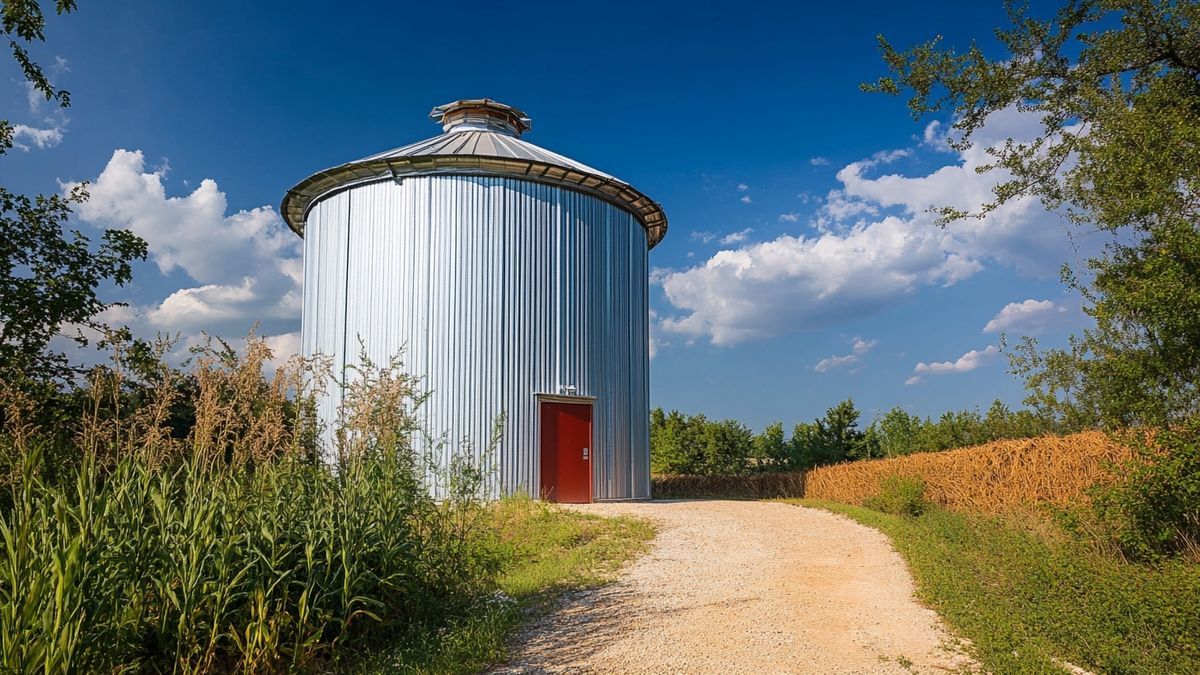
[492,500,976,674]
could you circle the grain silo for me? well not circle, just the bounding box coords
[281,99,667,502]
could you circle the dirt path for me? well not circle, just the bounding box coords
[493,500,976,674]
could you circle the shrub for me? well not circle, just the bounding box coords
[1093,429,1200,561]
[863,474,928,517]
[651,472,806,499]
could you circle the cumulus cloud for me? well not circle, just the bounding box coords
[814,337,876,373]
[907,345,999,384]
[810,156,830,166]
[737,183,749,191]
[740,195,752,204]
[983,299,1070,334]
[657,107,1081,346]
[922,120,954,151]
[65,149,302,358]
[720,228,753,245]
[11,123,65,150]
[12,59,70,150]
[778,212,800,223]
[659,218,980,345]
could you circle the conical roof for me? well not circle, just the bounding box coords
[281,99,667,248]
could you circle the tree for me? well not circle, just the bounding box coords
[754,421,788,468]
[817,398,866,463]
[701,419,755,475]
[868,0,1200,556]
[650,408,760,475]
[784,398,872,468]
[873,407,923,457]
[1,0,147,383]
[788,421,824,470]
[866,0,1200,430]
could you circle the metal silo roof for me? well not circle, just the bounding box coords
[281,99,668,248]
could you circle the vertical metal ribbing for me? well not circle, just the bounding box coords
[304,176,651,500]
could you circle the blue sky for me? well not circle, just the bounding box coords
[1,0,1092,430]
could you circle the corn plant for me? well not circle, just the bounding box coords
[0,333,499,673]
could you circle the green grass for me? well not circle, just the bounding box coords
[346,497,655,674]
[784,499,1200,674]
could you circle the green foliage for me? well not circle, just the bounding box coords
[0,186,148,382]
[346,497,654,674]
[652,398,1060,476]
[1092,430,1200,560]
[0,338,656,673]
[753,421,787,464]
[1,0,77,154]
[869,0,1200,561]
[0,448,495,673]
[1,0,149,385]
[0,341,505,672]
[872,407,924,458]
[651,399,871,475]
[650,408,755,475]
[699,418,755,475]
[871,401,1062,458]
[649,408,706,474]
[863,475,928,517]
[793,500,1200,673]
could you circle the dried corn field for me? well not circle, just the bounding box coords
[804,432,1135,512]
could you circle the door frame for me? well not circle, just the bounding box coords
[536,393,596,503]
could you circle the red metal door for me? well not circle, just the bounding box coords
[539,401,593,503]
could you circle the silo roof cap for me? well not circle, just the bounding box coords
[430,99,532,137]
[281,99,667,249]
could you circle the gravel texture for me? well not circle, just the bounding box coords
[493,500,977,674]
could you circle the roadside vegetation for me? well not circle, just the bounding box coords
[651,397,1065,476]
[0,336,652,672]
[661,2,1200,670]
[350,497,653,673]
[792,498,1200,674]
[777,3,1200,671]
[0,7,653,672]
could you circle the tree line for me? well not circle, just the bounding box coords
[651,399,1065,476]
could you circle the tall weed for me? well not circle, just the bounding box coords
[0,334,499,672]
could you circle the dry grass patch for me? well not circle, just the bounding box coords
[805,432,1134,512]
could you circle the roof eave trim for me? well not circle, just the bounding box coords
[281,156,668,249]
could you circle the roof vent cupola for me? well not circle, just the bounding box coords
[430,99,532,137]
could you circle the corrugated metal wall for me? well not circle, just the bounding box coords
[300,175,650,500]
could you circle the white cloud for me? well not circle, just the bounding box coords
[690,231,717,244]
[737,183,749,191]
[25,81,43,112]
[13,59,70,150]
[810,156,830,166]
[907,345,999,384]
[814,337,876,373]
[11,123,65,150]
[659,217,980,345]
[66,149,301,343]
[720,228,753,245]
[263,331,302,373]
[778,212,800,223]
[657,107,1081,346]
[983,299,1069,334]
[648,309,660,360]
[740,195,752,204]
